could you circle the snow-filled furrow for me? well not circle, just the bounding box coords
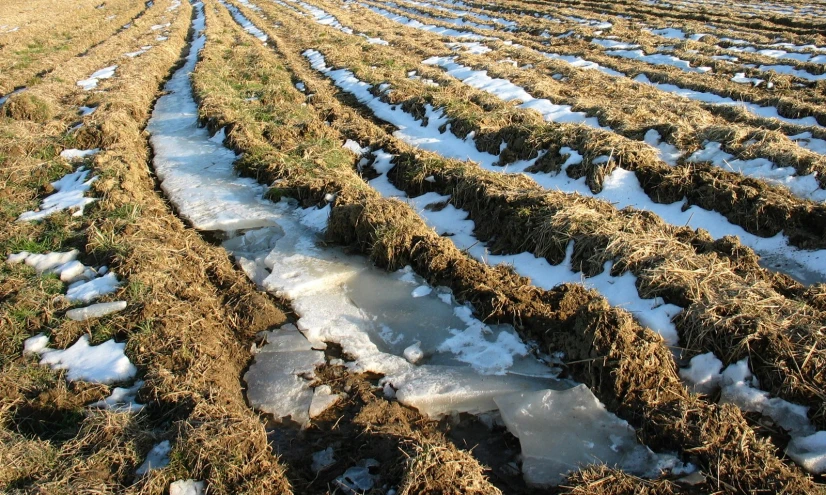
[284,0,388,44]
[632,74,823,129]
[425,56,826,203]
[378,0,496,31]
[351,1,826,159]
[606,49,712,74]
[219,0,268,42]
[423,55,606,129]
[303,49,826,285]
[358,2,491,40]
[399,0,517,28]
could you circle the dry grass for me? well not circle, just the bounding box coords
[0,0,149,94]
[0,0,294,492]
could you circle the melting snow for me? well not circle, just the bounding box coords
[39,335,137,384]
[91,379,144,412]
[681,353,826,473]
[77,66,118,91]
[687,141,826,202]
[220,0,268,42]
[66,301,128,321]
[136,440,172,475]
[17,167,98,221]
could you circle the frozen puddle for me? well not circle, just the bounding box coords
[145,6,685,485]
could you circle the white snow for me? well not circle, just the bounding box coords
[65,272,121,304]
[731,72,764,86]
[169,480,205,495]
[592,38,639,50]
[787,432,826,474]
[680,354,826,473]
[343,139,366,155]
[361,3,490,40]
[40,335,137,384]
[447,41,491,55]
[219,0,268,42]
[66,301,128,321]
[423,56,607,129]
[540,51,625,77]
[8,250,78,273]
[90,379,144,412]
[607,49,712,73]
[23,333,50,355]
[326,53,826,289]
[643,129,681,165]
[60,148,100,161]
[634,74,823,129]
[758,64,826,82]
[687,141,826,202]
[679,352,723,394]
[17,168,98,221]
[77,65,118,91]
[719,358,813,436]
[136,440,172,475]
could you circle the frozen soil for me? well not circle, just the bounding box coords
[1,0,826,493]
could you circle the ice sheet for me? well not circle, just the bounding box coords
[148,3,281,232]
[495,385,680,487]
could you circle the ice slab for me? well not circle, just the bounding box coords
[309,384,341,418]
[495,385,669,487]
[40,335,136,384]
[312,447,336,472]
[17,168,97,221]
[244,324,325,428]
[66,301,128,321]
[392,365,565,417]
